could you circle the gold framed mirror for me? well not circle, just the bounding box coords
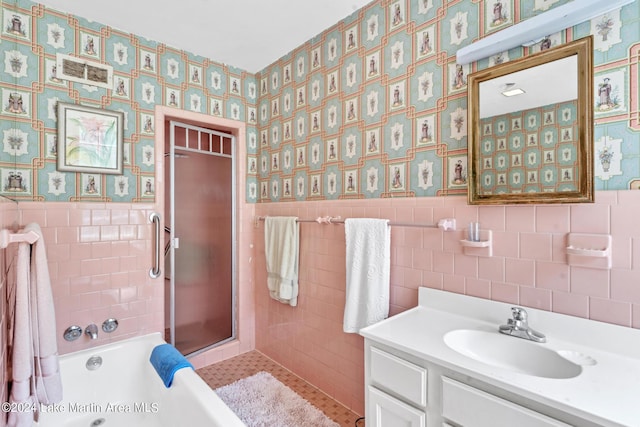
[467,36,593,205]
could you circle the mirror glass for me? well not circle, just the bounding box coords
[467,36,593,204]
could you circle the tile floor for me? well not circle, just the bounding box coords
[197,350,363,427]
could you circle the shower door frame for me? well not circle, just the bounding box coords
[168,120,237,356]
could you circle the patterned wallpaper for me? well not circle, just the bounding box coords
[0,0,257,203]
[253,0,640,203]
[478,100,579,194]
[1,0,638,204]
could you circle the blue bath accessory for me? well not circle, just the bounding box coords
[149,343,193,387]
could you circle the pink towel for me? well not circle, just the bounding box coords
[25,223,62,405]
[8,224,62,427]
[8,242,35,427]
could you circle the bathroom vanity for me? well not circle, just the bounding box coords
[360,288,640,427]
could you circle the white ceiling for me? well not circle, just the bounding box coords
[479,56,578,118]
[35,0,372,73]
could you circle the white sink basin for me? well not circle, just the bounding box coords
[444,329,582,379]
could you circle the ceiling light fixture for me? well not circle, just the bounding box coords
[456,0,634,65]
[502,88,525,97]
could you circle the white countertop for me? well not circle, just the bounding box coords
[360,287,640,427]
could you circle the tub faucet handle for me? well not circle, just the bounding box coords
[85,324,98,340]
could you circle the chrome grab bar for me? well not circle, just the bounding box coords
[149,212,161,278]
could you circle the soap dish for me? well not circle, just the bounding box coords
[566,233,611,269]
[557,350,597,366]
[566,246,609,257]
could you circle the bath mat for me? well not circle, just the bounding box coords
[214,371,340,427]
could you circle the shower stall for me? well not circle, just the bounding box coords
[164,120,236,356]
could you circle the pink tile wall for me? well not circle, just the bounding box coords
[254,190,640,416]
[2,196,254,365]
[16,202,165,355]
[6,197,254,363]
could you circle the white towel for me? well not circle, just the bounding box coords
[264,217,299,306]
[343,218,390,333]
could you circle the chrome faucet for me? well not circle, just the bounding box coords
[498,307,546,343]
[85,324,99,340]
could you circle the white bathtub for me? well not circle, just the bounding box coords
[35,333,245,427]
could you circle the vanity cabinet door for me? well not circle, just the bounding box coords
[442,378,571,427]
[368,386,426,427]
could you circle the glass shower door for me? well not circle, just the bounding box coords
[167,121,235,356]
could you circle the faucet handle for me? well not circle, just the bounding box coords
[511,306,528,321]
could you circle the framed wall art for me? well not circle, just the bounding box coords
[55,53,113,88]
[57,102,124,175]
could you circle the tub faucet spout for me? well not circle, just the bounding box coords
[85,324,98,340]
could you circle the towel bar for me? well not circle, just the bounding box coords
[255,216,456,230]
[0,228,39,249]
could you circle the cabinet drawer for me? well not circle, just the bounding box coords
[442,378,571,427]
[368,386,426,427]
[370,347,427,407]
